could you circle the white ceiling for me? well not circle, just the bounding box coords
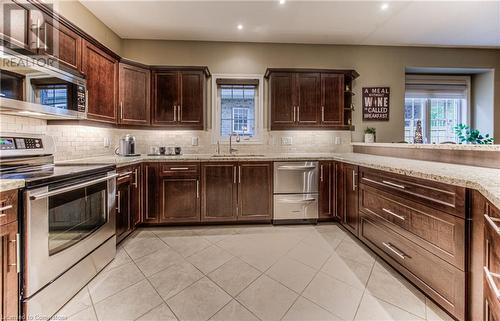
[80,0,500,48]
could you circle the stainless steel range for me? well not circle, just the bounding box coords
[0,133,117,320]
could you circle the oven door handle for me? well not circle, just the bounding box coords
[29,173,119,200]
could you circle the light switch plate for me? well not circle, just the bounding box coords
[191,137,199,146]
[281,137,292,145]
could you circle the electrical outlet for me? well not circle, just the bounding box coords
[281,137,292,145]
[191,137,199,146]
[103,137,110,148]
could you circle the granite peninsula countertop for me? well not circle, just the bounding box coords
[0,179,25,193]
[55,152,500,209]
[352,142,500,152]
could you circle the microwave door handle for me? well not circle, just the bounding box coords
[30,173,119,200]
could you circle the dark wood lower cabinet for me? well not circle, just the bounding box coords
[237,162,272,221]
[116,165,141,243]
[484,197,500,321]
[201,163,238,222]
[1,220,18,320]
[319,161,334,219]
[342,163,358,235]
[143,163,160,224]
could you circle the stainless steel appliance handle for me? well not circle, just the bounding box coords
[484,266,500,298]
[30,173,119,200]
[382,242,406,260]
[485,214,500,234]
[382,180,406,189]
[116,191,121,213]
[118,171,133,178]
[279,198,316,203]
[0,205,13,212]
[382,208,405,221]
[277,165,316,171]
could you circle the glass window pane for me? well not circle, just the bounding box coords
[219,83,257,139]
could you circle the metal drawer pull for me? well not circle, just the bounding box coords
[30,173,119,200]
[0,205,13,212]
[382,208,405,221]
[382,180,406,189]
[484,266,500,297]
[485,214,500,234]
[382,242,407,260]
[169,167,189,170]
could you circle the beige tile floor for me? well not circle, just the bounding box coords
[54,224,454,321]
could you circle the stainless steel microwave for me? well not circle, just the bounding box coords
[0,46,87,119]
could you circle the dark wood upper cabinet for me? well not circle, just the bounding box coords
[159,163,200,223]
[269,72,295,127]
[342,163,359,236]
[142,163,160,224]
[266,68,357,130]
[201,162,238,222]
[296,73,320,125]
[0,1,31,51]
[237,162,272,221]
[151,67,209,129]
[321,73,344,125]
[319,161,334,219]
[82,40,118,123]
[118,62,151,125]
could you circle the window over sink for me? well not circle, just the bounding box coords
[212,75,263,143]
[404,75,470,144]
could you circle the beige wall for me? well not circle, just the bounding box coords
[121,40,500,143]
[472,71,495,136]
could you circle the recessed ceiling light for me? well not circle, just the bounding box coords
[279,0,286,4]
[380,3,389,10]
[237,24,243,30]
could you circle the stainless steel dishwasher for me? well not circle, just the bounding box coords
[273,161,319,223]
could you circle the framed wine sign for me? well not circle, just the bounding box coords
[362,87,390,121]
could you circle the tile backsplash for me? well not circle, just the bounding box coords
[1,115,353,161]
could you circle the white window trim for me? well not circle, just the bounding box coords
[211,74,264,144]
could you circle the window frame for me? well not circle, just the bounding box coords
[404,75,471,143]
[211,74,264,144]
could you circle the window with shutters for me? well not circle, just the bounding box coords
[404,75,470,144]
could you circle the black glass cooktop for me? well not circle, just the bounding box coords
[0,163,116,187]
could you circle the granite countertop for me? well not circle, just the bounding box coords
[0,179,25,193]
[56,152,500,209]
[352,142,500,151]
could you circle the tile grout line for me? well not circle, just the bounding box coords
[351,256,377,321]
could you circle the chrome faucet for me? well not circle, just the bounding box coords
[229,132,240,154]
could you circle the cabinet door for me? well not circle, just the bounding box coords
[237,162,272,221]
[0,1,31,51]
[270,72,295,128]
[39,14,82,72]
[0,221,18,321]
[119,63,151,125]
[143,163,159,224]
[296,73,320,125]
[131,165,142,228]
[160,177,200,223]
[484,203,500,321]
[319,161,334,219]
[152,72,178,126]
[343,163,359,235]
[116,177,131,243]
[321,74,344,125]
[179,71,204,129]
[82,41,118,123]
[201,163,237,222]
[334,162,343,221]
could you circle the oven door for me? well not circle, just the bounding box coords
[24,171,117,298]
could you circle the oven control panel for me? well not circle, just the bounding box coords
[0,137,43,150]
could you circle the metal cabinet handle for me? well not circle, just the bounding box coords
[321,106,325,122]
[292,106,296,122]
[170,167,189,170]
[352,170,357,191]
[36,19,40,49]
[297,106,300,122]
[320,165,324,182]
[120,101,124,120]
[16,233,20,273]
[0,205,13,212]
[43,23,47,50]
[382,208,405,221]
[178,105,181,122]
[118,171,133,179]
[196,180,199,199]
[173,105,177,122]
[485,266,500,298]
[233,166,237,184]
[382,180,406,189]
[133,168,138,188]
[238,166,241,184]
[382,242,407,260]
[485,214,500,234]
[116,191,121,213]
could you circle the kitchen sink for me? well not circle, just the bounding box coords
[211,154,266,158]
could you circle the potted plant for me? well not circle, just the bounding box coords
[364,127,376,143]
[453,124,494,144]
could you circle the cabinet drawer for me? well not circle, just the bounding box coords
[359,211,465,321]
[161,163,200,177]
[359,183,465,269]
[0,190,18,226]
[359,167,466,218]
